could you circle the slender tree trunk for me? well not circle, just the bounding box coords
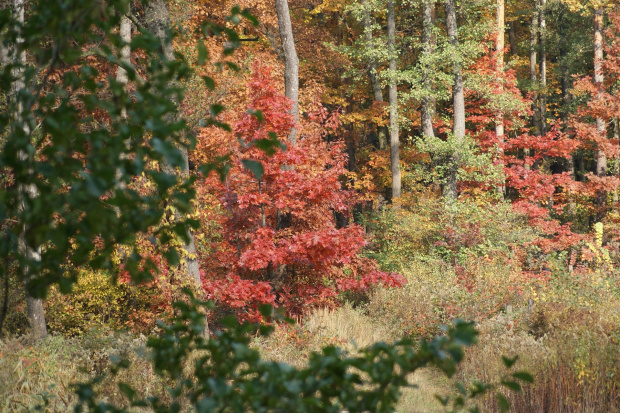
[496,0,505,195]
[421,0,435,139]
[614,118,620,213]
[559,30,576,214]
[430,5,437,131]
[508,20,517,56]
[594,8,606,219]
[117,14,131,120]
[12,0,47,340]
[362,0,387,150]
[443,0,464,201]
[114,12,131,189]
[539,0,547,135]
[144,0,202,293]
[387,0,400,201]
[275,0,299,146]
[527,0,540,170]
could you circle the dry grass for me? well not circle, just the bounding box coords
[303,304,397,350]
[0,328,168,412]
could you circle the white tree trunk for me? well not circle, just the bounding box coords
[443,0,464,201]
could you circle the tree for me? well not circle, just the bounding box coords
[0,0,253,337]
[540,0,547,136]
[362,0,388,150]
[421,0,436,140]
[10,0,47,339]
[144,0,202,292]
[528,0,540,170]
[443,0,465,200]
[195,64,405,320]
[387,0,401,201]
[275,0,300,145]
[496,0,506,194]
[594,7,607,217]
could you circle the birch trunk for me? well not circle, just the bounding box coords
[594,8,607,218]
[443,0,464,201]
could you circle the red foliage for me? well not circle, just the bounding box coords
[194,63,404,321]
[462,36,587,253]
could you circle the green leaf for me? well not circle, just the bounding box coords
[241,159,264,180]
[118,382,136,400]
[501,380,521,392]
[202,76,215,90]
[211,104,225,117]
[434,395,449,406]
[497,393,510,413]
[512,371,534,383]
[502,355,518,368]
[248,109,263,122]
[197,41,208,65]
[259,304,274,318]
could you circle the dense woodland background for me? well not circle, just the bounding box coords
[2,0,620,411]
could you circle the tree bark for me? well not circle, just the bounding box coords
[496,0,505,195]
[594,8,606,218]
[362,0,387,150]
[275,0,299,146]
[421,0,435,140]
[443,0,464,201]
[12,0,47,340]
[539,0,547,135]
[117,14,131,119]
[144,0,202,293]
[387,0,401,201]
[508,20,516,56]
[527,0,540,170]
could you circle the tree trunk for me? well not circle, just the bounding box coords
[362,0,387,149]
[144,0,202,295]
[443,0,464,201]
[539,0,547,135]
[508,20,516,56]
[275,0,299,146]
[559,25,576,214]
[421,0,435,140]
[116,14,131,120]
[12,0,47,340]
[594,8,606,219]
[387,0,401,201]
[527,0,540,170]
[496,0,505,195]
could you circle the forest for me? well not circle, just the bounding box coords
[1,0,620,411]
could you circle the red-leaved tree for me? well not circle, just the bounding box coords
[194,64,404,321]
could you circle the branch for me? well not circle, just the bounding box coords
[81,48,146,85]
[127,12,146,31]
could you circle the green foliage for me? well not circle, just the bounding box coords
[414,133,503,192]
[0,0,255,305]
